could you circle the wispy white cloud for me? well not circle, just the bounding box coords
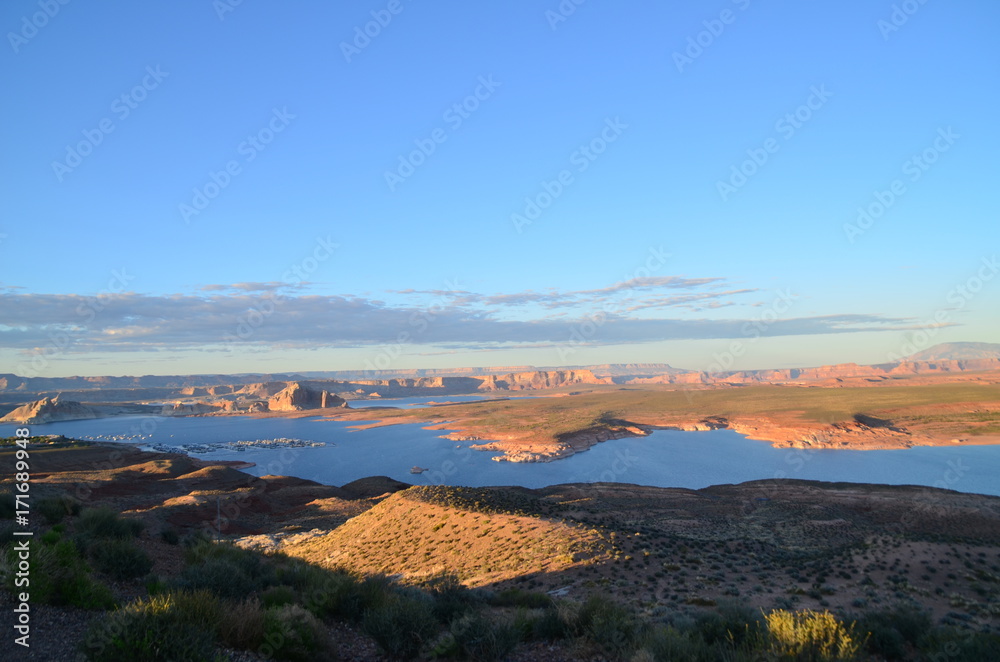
[0,280,938,355]
[397,276,746,312]
[199,281,307,293]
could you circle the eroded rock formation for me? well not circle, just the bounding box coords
[0,396,102,424]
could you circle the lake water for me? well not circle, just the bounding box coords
[3,407,998,496]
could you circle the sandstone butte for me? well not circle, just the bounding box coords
[0,395,102,425]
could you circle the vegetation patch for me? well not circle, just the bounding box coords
[81,591,221,662]
[88,538,153,580]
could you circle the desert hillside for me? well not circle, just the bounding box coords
[2,438,999,660]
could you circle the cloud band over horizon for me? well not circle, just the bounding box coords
[0,281,941,356]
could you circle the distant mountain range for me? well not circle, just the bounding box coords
[1,342,997,402]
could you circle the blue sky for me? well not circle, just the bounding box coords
[1,0,998,377]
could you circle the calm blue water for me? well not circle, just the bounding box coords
[3,413,998,496]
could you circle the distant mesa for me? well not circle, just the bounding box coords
[0,395,101,424]
[906,342,1000,362]
[1,345,997,397]
[160,402,219,416]
[476,369,612,391]
[2,343,999,423]
[217,382,350,414]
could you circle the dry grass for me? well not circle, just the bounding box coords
[765,609,865,660]
[285,486,611,586]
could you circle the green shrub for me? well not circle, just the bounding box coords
[296,570,357,618]
[638,625,713,662]
[219,597,266,650]
[310,573,395,621]
[178,540,278,598]
[451,611,521,662]
[694,600,763,648]
[88,539,153,580]
[38,495,79,524]
[425,572,479,623]
[169,589,224,625]
[575,594,641,659]
[262,604,332,662]
[0,492,15,519]
[177,556,257,598]
[357,575,396,613]
[181,528,213,548]
[512,606,570,642]
[176,541,277,598]
[429,632,461,658]
[765,609,864,661]
[274,554,331,590]
[262,584,298,609]
[3,540,114,609]
[145,575,168,595]
[41,529,61,545]
[528,605,570,641]
[75,508,144,555]
[80,591,221,662]
[362,595,439,659]
[272,556,389,619]
[490,587,553,609]
[918,630,1000,661]
[0,523,14,547]
[160,528,179,545]
[856,605,932,660]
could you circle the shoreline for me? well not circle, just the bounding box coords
[5,394,999,464]
[320,407,1000,463]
